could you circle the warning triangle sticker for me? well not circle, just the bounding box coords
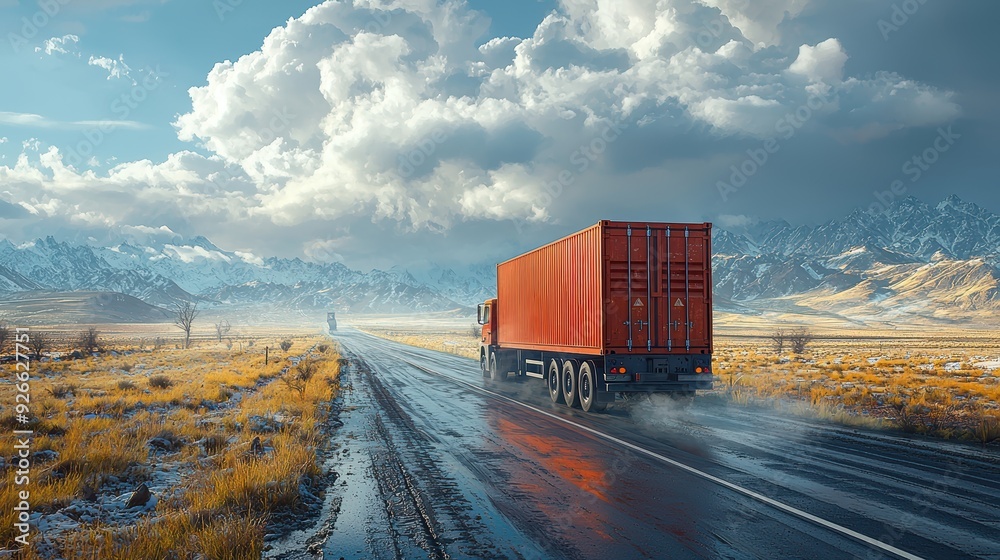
[674,298,685,307]
[633,298,644,307]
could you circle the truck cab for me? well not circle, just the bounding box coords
[477,298,497,373]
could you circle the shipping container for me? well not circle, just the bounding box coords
[478,220,714,412]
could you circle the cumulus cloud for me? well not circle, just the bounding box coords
[788,38,848,84]
[700,0,812,48]
[167,0,956,228]
[2,0,964,263]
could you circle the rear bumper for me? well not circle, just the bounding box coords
[601,354,715,393]
[603,375,717,393]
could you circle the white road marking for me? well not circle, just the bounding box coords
[377,342,925,560]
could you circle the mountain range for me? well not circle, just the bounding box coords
[0,195,997,326]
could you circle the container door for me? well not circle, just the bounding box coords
[658,226,710,352]
[606,224,655,352]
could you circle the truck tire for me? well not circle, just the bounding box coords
[489,352,505,383]
[547,359,564,404]
[561,360,579,408]
[578,361,606,413]
[481,350,489,378]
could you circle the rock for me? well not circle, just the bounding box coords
[148,434,182,452]
[125,483,151,509]
[32,450,59,463]
[248,415,282,433]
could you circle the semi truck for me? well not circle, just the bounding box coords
[477,220,714,412]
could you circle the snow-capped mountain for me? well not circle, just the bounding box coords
[0,237,192,306]
[0,235,468,314]
[0,195,996,323]
[713,195,1000,324]
[737,195,1000,262]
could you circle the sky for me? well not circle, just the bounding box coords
[0,0,996,271]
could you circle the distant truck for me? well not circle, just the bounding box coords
[327,312,337,332]
[477,221,714,412]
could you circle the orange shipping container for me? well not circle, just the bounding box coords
[496,221,712,356]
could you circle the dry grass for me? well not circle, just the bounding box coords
[0,329,340,555]
[712,332,1000,441]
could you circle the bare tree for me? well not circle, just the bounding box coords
[78,327,101,354]
[214,320,231,342]
[28,331,48,361]
[173,301,199,349]
[788,327,813,354]
[0,323,9,356]
[770,329,786,354]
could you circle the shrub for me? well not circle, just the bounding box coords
[279,340,292,352]
[149,375,174,390]
[48,384,76,399]
[282,359,318,398]
[118,380,138,391]
[316,343,329,354]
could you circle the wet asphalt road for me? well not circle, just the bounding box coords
[269,328,1000,560]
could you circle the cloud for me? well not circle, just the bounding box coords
[716,213,756,228]
[788,38,848,84]
[0,112,147,130]
[168,0,956,230]
[0,200,32,219]
[87,54,136,83]
[36,34,80,56]
[303,238,347,264]
[699,0,812,48]
[1,0,966,265]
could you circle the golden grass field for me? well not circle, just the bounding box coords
[356,318,1000,445]
[1,326,339,558]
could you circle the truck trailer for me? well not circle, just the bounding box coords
[477,220,714,412]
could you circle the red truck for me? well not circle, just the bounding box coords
[478,220,714,412]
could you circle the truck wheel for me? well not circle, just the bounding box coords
[561,360,579,408]
[489,352,504,383]
[547,359,564,404]
[481,351,489,378]
[579,361,606,413]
